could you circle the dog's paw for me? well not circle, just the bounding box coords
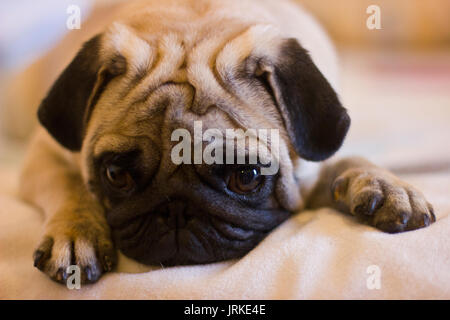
[33,210,116,284]
[332,168,436,233]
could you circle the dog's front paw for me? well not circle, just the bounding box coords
[33,210,116,284]
[332,168,436,233]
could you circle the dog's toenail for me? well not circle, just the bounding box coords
[33,250,45,268]
[429,208,436,222]
[85,266,93,282]
[55,268,64,282]
[423,214,430,226]
[398,212,408,225]
[332,178,348,202]
[368,195,383,214]
[103,256,112,271]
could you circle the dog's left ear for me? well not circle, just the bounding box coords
[256,38,350,161]
[38,34,126,151]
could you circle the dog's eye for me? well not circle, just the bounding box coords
[105,164,135,192]
[227,166,263,194]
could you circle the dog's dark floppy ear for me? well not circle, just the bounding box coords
[37,34,126,151]
[257,38,350,161]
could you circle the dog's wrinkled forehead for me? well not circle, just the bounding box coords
[84,23,286,158]
[90,23,284,129]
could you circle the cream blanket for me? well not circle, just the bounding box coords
[1,52,449,299]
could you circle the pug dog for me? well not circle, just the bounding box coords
[19,0,435,284]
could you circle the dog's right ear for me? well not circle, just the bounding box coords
[38,34,126,151]
[216,26,349,161]
[254,39,350,162]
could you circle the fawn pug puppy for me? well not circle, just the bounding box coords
[19,0,435,284]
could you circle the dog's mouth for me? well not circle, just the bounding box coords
[108,199,275,266]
